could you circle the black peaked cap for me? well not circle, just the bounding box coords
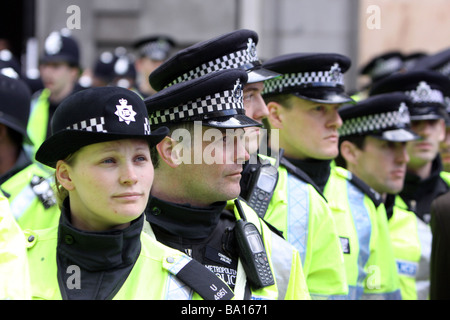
[261,52,353,104]
[145,68,260,129]
[339,92,419,142]
[369,70,450,121]
[149,29,280,91]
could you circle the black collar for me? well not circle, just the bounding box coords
[57,199,143,272]
[146,196,227,239]
[284,157,332,193]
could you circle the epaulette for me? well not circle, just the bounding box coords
[347,171,383,207]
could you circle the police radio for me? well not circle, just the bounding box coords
[246,149,284,218]
[234,199,275,289]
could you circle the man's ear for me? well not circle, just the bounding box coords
[55,160,75,191]
[267,101,284,129]
[340,140,360,166]
[156,136,183,168]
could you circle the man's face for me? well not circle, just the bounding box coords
[172,126,250,205]
[270,96,343,160]
[243,81,268,124]
[39,62,77,95]
[407,119,445,170]
[347,136,410,195]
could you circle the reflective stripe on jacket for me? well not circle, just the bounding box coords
[264,165,348,299]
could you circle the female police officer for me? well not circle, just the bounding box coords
[23,86,232,300]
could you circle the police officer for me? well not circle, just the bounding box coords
[145,68,310,300]
[370,70,450,299]
[148,29,281,200]
[334,92,420,299]
[25,86,221,300]
[258,53,350,299]
[27,29,82,160]
[0,74,58,230]
[133,35,176,98]
[409,48,450,172]
[0,191,31,299]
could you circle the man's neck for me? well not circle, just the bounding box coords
[407,160,432,180]
[49,83,75,104]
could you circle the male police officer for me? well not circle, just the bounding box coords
[149,31,346,299]
[144,68,310,300]
[259,53,352,299]
[133,35,176,98]
[0,74,58,230]
[370,70,450,299]
[333,92,419,299]
[27,29,82,161]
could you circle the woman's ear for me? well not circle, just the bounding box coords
[156,136,183,168]
[267,101,284,129]
[55,160,75,191]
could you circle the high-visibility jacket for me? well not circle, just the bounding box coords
[2,162,59,230]
[0,193,32,299]
[324,166,402,299]
[27,89,51,159]
[144,198,311,300]
[389,171,450,300]
[263,161,348,299]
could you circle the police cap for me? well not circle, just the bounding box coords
[145,68,261,129]
[261,53,353,104]
[133,35,176,61]
[0,74,32,145]
[369,70,450,121]
[41,29,80,67]
[149,29,280,92]
[339,92,419,142]
[35,87,169,168]
[360,51,404,82]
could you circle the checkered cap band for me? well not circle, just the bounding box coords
[339,103,411,137]
[67,117,106,132]
[149,88,244,125]
[406,81,445,104]
[165,42,259,88]
[262,63,344,95]
[66,116,152,135]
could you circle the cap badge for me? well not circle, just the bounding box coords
[45,32,62,55]
[329,63,342,83]
[115,98,137,125]
[397,102,410,127]
[233,79,243,102]
[246,38,257,58]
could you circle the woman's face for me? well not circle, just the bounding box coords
[56,139,154,231]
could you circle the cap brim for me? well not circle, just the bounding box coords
[371,128,420,142]
[247,67,281,83]
[36,126,169,168]
[292,88,354,104]
[201,114,262,129]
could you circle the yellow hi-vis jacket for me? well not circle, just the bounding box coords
[263,162,348,299]
[0,193,31,299]
[2,162,59,231]
[143,199,311,300]
[389,170,450,300]
[324,166,402,299]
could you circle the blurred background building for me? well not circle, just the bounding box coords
[2,0,450,93]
